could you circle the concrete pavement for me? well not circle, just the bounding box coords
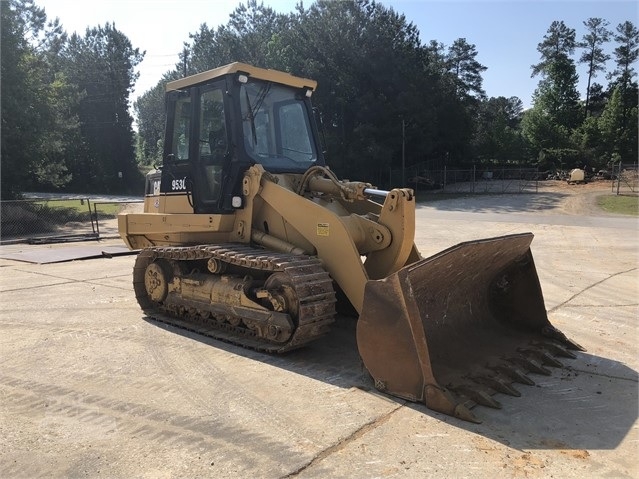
[0,194,637,478]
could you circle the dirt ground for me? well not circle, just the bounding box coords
[536,179,631,215]
[407,180,639,243]
[0,179,637,478]
[420,178,627,216]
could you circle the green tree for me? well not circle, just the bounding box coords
[62,23,145,193]
[1,0,76,198]
[274,0,431,181]
[604,21,639,165]
[579,18,611,118]
[134,76,175,165]
[185,0,289,75]
[585,82,608,117]
[521,104,571,154]
[573,114,604,168]
[531,20,577,76]
[527,20,581,154]
[446,38,487,102]
[133,0,488,182]
[535,57,581,129]
[598,86,638,164]
[441,38,488,165]
[474,96,527,164]
[608,21,639,89]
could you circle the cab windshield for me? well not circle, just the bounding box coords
[240,81,317,172]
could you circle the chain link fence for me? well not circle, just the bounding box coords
[389,165,541,194]
[612,163,638,195]
[0,198,143,244]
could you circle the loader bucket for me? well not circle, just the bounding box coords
[356,233,584,423]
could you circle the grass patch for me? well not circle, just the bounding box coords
[33,200,122,217]
[29,200,93,224]
[91,202,123,216]
[596,194,639,216]
[1,199,127,239]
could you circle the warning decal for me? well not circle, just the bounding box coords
[317,223,330,236]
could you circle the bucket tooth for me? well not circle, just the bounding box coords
[538,350,564,368]
[532,340,577,359]
[423,385,481,423]
[518,347,564,368]
[507,356,552,376]
[452,385,502,409]
[489,363,535,386]
[451,384,501,409]
[472,374,521,397]
[452,403,481,424]
[542,325,585,351]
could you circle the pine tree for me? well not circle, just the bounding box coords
[579,18,611,118]
[530,21,581,132]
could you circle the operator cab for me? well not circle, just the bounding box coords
[157,63,324,214]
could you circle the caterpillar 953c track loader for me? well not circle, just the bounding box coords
[119,63,583,423]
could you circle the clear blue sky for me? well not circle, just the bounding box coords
[36,0,638,109]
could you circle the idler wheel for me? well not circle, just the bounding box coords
[144,260,171,302]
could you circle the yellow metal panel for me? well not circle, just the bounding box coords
[166,62,317,92]
[121,213,235,235]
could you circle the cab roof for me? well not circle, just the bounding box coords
[166,62,317,92]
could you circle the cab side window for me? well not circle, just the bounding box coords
[278,102,313,162]
[172,98,191,161]
[200,89,227,162]
[197,88,227,203]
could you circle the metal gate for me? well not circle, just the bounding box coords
[0,198,142,244]
[613,163,639,195]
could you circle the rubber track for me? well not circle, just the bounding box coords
[133,244,337,353]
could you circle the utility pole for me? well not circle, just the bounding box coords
[401,117,405,187]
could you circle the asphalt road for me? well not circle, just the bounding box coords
[1,190,637,478]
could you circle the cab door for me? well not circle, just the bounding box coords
[160,89,193,212]
[161,81,231,214]
[191,83,230,213]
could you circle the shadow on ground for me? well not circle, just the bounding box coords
[417,192,569,214]
[144,314,638,451]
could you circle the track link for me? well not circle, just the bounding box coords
[133,244,337,353]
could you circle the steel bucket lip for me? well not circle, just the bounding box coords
[402,232,534,276]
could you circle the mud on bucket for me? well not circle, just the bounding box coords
[356,233,583,423]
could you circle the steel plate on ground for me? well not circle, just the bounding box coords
[0,245,136,264]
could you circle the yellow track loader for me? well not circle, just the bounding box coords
[119,63,583,423]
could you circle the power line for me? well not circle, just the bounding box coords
[144,53,181,58]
